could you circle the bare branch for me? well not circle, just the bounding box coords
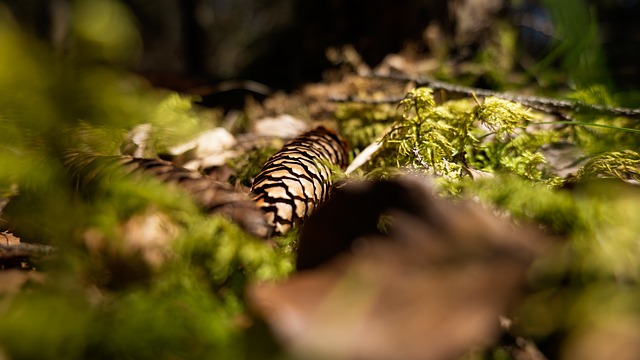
[329,73,640,120]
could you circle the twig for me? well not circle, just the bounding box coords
[330,73,640,120]
[0,243,57,259]
[328,95,405,104]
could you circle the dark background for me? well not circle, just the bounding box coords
[2,0,639,92]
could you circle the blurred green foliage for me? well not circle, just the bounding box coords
[0,2,291,359]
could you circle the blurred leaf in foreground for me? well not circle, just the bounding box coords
[249,175,547,360]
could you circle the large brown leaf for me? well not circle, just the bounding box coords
[248,175,547,360]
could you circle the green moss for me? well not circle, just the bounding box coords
[373,88,562,186]
[228,145,279,187]
[336,102,400,151]
[468,175,579,234]
[577,150,640,182]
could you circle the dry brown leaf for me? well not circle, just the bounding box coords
[0,231,20,246]
[248,175,547,360]
[168,127,238,170]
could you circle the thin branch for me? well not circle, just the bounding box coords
[536,121,640,134]
[330,73,640,120]
[0,243,57,259]
[328,95,405,104]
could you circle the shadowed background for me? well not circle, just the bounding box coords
[2,0,639,99]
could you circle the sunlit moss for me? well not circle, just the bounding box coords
[571,182,640,281]
[177,215,292,285]
[147,93,207,154]
[577,150,640,182]
[335,102,399,151]
[374,88,561,185]
[229,145,279,187]
[507,181,640,351]
[468,175,579,233]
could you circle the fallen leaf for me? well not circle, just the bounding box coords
[248,175,547,360]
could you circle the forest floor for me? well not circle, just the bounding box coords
[2,16,640,360]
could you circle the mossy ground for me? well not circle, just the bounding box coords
[1,2,640,359]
